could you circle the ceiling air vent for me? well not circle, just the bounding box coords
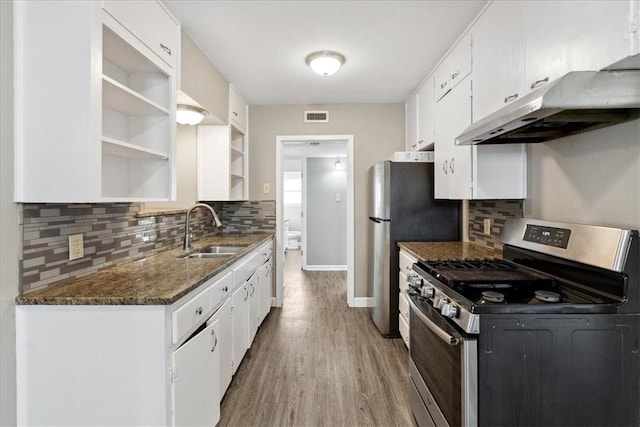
[304,110,329,123]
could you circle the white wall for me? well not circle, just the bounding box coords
[249,104,405,297]
[306,157,348,267]
[1,0,18,424]
[525,119,640,230]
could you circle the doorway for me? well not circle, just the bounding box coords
[275,135,354,307]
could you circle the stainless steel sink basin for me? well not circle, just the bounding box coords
[179,245,247,259]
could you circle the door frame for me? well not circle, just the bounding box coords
[275,134,355,307]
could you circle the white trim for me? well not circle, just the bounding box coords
[352,297,374,308]
[303,265,347,271]
[275,134,355,308]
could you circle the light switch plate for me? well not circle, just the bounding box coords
[69,234,84,261]
[263,183,270,194]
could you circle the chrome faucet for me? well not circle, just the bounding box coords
[183,203,222,250]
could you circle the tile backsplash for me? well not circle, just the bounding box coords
[20,200,276,294]
[468,200,523,250]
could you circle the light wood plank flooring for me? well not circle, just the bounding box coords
[219,250,416,426]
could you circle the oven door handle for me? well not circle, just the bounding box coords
[408,295,461,346]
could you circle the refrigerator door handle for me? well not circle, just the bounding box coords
[369,217,383,223]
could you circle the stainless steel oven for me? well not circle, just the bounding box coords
[406,218,640,427]
[408,295,477,427]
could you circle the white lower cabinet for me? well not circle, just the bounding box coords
[172,319,220,426]
[398,249,417,348]
[15,238,274,426]
[258,257,273,324]
[231,282,250,374]
[210,298,233,397]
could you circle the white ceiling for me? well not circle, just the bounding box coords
[163,0,488,105]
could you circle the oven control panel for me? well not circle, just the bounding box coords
[524,224,571,249]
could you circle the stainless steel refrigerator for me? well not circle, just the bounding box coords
[368,160,460,337]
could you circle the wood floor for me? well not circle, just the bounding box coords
[219,250,416,427]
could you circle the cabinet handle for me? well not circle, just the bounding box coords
[222,286,228,292]
[244,288,249,301]
[443,160,448,175]
[233,111,238,117]
[449,157,455,174]
[160,43,172,56]
[530,77,549,90]
[411,144,417,148]
[440,81,448,90]
[504,93,519,103]
[195,306,203,315]
[451,71,460,80]
[211,330,218,352]
[250,283,255,296]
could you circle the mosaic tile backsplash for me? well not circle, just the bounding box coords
[20,201,276,293]
[468,200,523,250]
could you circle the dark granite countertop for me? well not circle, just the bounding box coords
[16,234,273,306]
[397,241,502,262]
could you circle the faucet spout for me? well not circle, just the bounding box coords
[183,203,223,251]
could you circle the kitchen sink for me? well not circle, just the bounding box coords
[179,245,247,259]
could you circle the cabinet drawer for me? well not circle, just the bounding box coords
[399,291,410,322]
[233,252,261,286]
[102,0,178,68]
[211,272,233,312]
[399,250,418,275]
[399,313,410,349]
[172,287,213,344]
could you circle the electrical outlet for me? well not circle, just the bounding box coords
[483,218,491,235]
[263,183,271,194]
[68,234,84,261]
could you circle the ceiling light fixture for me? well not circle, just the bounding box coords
[306,51,345,77]
[334,159,343,170]
[176,104,208,126]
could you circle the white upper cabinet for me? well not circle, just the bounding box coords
[15,0,178,202]
[472,0,526,123]
[197,125,248,201]
[435,77,527,200]
[417,76,435,151]
[524,0,634,93]
[102,0,178,69]
[434,32,472,101]
[229,85,248,133]
[405,94,419,151]
[405,76,435,151]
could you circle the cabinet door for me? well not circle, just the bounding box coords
[448,32,472,90]
[417,77,435,150]
[434,78,473,199]
[229,86,248,133]
[472,0,525,122]
[258,259,272,325]
[102,0,178,68]
[525,0,632,93]
[172,319,220,427]
[210,299,233,398]
[231,284,249,373]
[405,94,419,151]
[248,273,260,344]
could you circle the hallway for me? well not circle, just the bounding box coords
[219,250,415,426]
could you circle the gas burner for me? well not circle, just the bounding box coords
[480,291,505,304]
[534,290,561,303]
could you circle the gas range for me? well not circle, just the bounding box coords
[406,218,640,427]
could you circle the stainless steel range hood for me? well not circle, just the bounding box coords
[456,70,640,145]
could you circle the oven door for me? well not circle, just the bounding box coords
[408,293,477,427]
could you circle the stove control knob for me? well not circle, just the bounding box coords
[441,303,459,319]
[420,286,435,298]
[408,275,423,288]
[433,296,445,309]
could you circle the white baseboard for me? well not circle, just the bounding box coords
[303,265,347,271]
[351,297,374,308]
